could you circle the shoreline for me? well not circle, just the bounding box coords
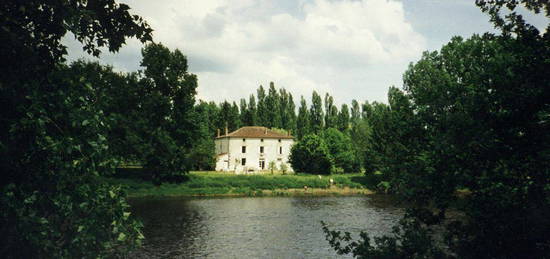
[104,171,382,199]
[126,186,375,199]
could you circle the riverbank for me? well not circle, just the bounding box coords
[104,171,378,198]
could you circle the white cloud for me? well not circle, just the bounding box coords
[64,0,426,105]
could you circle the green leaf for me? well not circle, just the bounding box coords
[117,232,126,241]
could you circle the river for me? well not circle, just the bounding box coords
[129,195,403,258]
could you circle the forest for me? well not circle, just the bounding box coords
[1,0,549,258]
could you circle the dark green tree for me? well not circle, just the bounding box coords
[324,93,338,129]
[230,101,242,130]
[320,128,360,173]
[350,99,361,127]
[244,94,258,126]
[190,101,217,170]
[310,91,324,133]
[337,104,350,132]
[0,0,152,257]
[289,134,333,174]
[239,98,248,126]
[279,88,290,130]
[296,96,311,140]
[265,82,282,128]
[139,43,199,182]
[326,2,550,254]
[256,85,267,126]
[287,93,297,134]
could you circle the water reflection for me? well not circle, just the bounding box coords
[129,196,402,258]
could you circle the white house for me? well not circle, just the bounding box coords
[215,126,294,173]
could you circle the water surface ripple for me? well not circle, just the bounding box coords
[129,195,402,258]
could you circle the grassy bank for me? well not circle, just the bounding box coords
[103,171,379,198]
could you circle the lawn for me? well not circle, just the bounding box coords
[103,171,382,198]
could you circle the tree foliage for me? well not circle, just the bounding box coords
[325,1,550,257]
[320,128,360,173]
[0,0,153,257]
[289,134,333,174]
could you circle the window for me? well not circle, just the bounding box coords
[243,138,246,142]
[279,146,282,154]
[241,158,246,166]
[261,139,264,142]
[278,139,281,142]
[260,146,264,153]
[242,146,246,153]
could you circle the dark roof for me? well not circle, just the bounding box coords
[217,126,293,139]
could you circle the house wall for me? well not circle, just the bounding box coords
[214,137,294,173]
[215,137,230,155]
[215,153,229,171]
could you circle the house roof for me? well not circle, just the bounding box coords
[217,126,293,139]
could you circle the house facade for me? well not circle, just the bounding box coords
[215,126,294,173]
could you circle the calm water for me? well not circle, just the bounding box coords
[129,195,403,258]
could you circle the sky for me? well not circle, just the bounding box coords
[63,0,548,105]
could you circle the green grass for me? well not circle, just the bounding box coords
[102,171,378,198]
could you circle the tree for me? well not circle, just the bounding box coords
[244,95,258,126]
[324,93,337,129]
[337,104,350,132]
[268,161,277,174]
[230,101,242,130]
[265,82,282,128]
[350,99,361,127]
[289,134,333,174]
[256,85,267,126]
[310,91,324,133]
[350,119,375,173]
[287,93,297,134]
[190,102,216,170]
[279,88,296,131]
[296,96,311,139]
[327,30,550,259]
[139,43,200,182]
[239,98,248,126]
[320,128,360,173]
[0,0,152,257]
[195,100,220,137]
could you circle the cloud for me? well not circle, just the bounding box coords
[64,0,427,105]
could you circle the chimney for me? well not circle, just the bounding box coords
[217,129,220,137]
[225,126,228,136]
[288,130,291,136]
[264,127,267,134]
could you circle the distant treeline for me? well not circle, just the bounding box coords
[195,82,392,173]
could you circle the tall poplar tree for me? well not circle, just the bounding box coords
[324,93,337,129]
[246,94,258,126]
[265,82,282,128]
[287,93,297,134]
[256,85,267,126]
[310,91,324,133]
[297,96,311,139]
[279,88,290,129]
[337,104,350,132]
[239,98,248,126]
[351,99,361,127]
[230,101,241,131]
